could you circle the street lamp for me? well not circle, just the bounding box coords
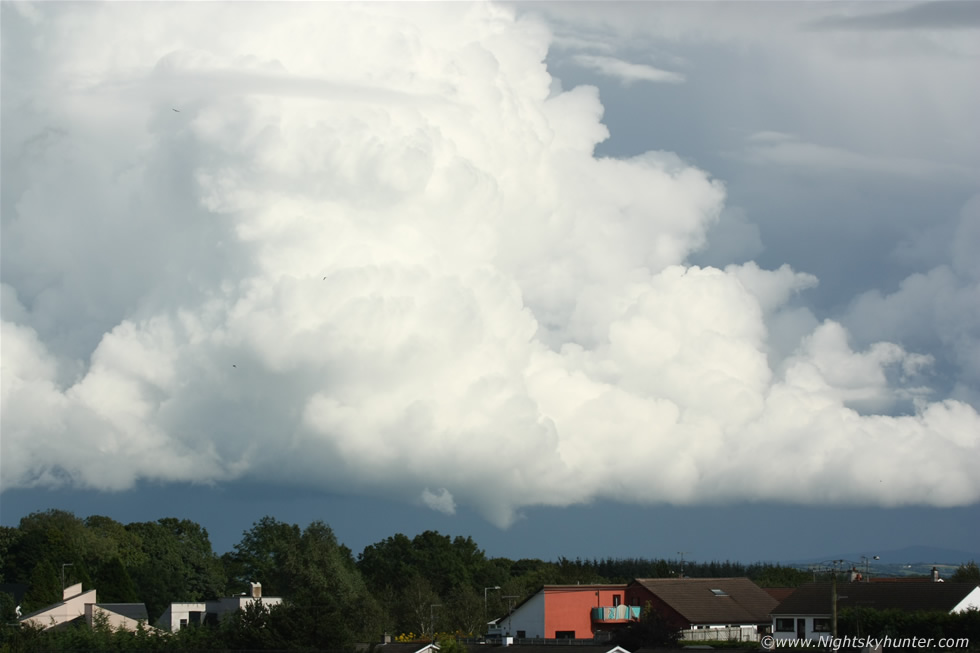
[861,555,880,579]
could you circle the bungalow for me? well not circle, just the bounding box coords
[624,577,778,640]
[770,581,980,642]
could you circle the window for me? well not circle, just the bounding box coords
[516,631,526,638]
[555,631,576,639]
[813,618,831,633]
[710,589,729,596]
[179,618,188,630]
[613,595,621,607]
[775,619,795,632]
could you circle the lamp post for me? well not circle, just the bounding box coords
[61,563,74,590]
[861,555,879,579]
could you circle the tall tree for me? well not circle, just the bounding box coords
[126,518,224,621]
[20,560,61,614]
[951,561,980,583]
[222,515,301,597]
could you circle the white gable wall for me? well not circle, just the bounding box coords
[952,586,980,613]
[498,592,545,638]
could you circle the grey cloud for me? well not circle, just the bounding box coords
[805,1,980,32]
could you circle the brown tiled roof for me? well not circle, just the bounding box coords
[771,582,980,615]
[630,578,778,625]
[764,588,797,603]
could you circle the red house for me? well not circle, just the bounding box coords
[489,585,640,641]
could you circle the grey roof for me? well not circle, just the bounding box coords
[771,582,980,615]
[95,603,150,621]
[630,578,778,625]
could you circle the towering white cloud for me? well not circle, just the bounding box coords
[2,1,978,527]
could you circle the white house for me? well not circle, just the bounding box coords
[19,583,97,630]
[18,583,155,633]
[771,581,980,642]
[156,582,282,631]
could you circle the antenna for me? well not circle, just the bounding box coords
[677,551,691,578]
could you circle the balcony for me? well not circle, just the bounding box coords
[591,606,641,623]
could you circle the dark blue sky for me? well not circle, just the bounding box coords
[3,483,978,565]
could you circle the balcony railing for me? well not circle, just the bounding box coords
[591,606,641,622]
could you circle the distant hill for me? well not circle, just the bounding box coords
[783,545,978,579]
[784,545,980,566]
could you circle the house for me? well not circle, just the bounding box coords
[624,578,778,639]
[373,643,440,653]
[18,582,154,633]
[85,602,153,632]
[18,582,97,630]
[156,582,282,631]
[487,584,639,641]
[770,581,980,642]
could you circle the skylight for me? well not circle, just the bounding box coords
[710,589,728,596]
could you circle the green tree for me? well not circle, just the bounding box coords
[951,560,980,583]
[20,560,61,614]
[126,518,224,621]
[97,556,140,603]
[0,526,21,584]
[438,634,468,653]
[222,515,301,597]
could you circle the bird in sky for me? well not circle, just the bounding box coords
[172,108,180,112]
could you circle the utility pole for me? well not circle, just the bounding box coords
[61,563,74,590]
[677,551,691,578]
[503,595,518,636]
[831,566,838,639]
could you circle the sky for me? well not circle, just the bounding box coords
[2,1,979,566]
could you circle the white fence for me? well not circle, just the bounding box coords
[681,626,761,642]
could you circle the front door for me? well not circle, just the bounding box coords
[796,618,806,640]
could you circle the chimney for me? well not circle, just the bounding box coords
[931,567,940,582]
[250,582,262,598]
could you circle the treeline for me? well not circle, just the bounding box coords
[0,509,812,649]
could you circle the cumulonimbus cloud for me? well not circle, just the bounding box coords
[2,2,978,527]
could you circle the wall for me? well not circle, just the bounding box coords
[499,592,545,638]
[624,586,688,631]
[544,587,626,639]
[157,602,208,631]
[21,589,97,630]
